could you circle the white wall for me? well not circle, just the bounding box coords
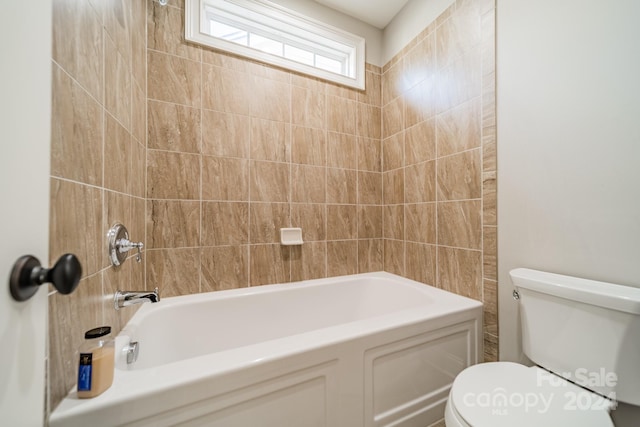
[270,0,383,66]
[497,0,640,362]
[382,0,454,64]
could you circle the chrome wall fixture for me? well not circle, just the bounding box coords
[107,223,144,267]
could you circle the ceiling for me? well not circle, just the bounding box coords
[313,0,410,29]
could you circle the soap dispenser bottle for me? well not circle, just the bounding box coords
[77,326,115,398]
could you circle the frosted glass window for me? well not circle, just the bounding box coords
[186,0,365,89]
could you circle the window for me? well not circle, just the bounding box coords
[186,0,366,89]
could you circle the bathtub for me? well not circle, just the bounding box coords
[50,272,483,427]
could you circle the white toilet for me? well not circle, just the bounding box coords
[445,268,640,427]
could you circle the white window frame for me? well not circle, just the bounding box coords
[185,0,366,89]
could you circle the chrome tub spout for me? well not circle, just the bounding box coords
[114,287,160,310]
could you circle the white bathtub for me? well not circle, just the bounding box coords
[51,272,482,427]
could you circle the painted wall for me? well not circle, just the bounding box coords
[497,0,640,362]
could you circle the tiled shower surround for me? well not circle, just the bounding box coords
[48,0,497,414]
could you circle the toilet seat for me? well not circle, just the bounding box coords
[447,362,614,427]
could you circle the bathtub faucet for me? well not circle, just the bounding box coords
[114,287,160,310]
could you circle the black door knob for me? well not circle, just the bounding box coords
[9,253,82,301]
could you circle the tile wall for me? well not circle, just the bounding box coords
[48,0,147,413]
[47,0,497,416]
[145,0,383,293]
[380,0,498,361]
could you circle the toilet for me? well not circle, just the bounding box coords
[445,268,640,427]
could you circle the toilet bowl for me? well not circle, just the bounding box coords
[444,268,640,427]
[444,362,614,427]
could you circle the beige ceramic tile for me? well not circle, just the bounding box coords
[405,119,436,165]
[484,332,498,362]
[326,205,357,240]
[147,0,200,61]
[383,239,404,276]
[148,50,201,107]
[292,126,326,166]
[383,133,403,172]
[402,34,435,90]
[357,104,381,139]
[250,76,290,122]
[358,171,382,205]
[292,164,325,203]
[326,95,356,135]
[382,62,402,106]
[291,204,326,242]
[148,101,201,153]
[201,110,249,158]
[251,118,290,162]
[327,133,356,169]
[358,70,381,106]
[146,200,200,248]
[405,203,436,244]
[51,64,103,186]
[104,36,131,130]
[290,72,326,92]
[50,179,102,277]
[290,242,327,281]
[132,16,147,90]
[132,82,146,144]
[437,246,482,300]
[291,86,325,129]
[201,202,249,246]
[436,1,481,69]
[383,205,404,240]
[405,242,437,285]
[405,79,437,127]
[202,156,249,201]
[327,241,357,277]
[483,279,498,336]
[483,171,496,226]
[201,246,249,291]
[358,206,382,239]
[438,200,482,250]
[131,140,146,198]
[437,149,481,201]
[147,150,200,199]
[358,239,383,273]
[249,203,290,244]
[104,191,131,246]
[52,0,103,101]
[437,98,481,157]
[383,169,404,205]
[436,49,481,113]
[382,96,403,138]
[202,65,250,114]
[146,248,201,297]
[250,161,290,203]
[104,113,132,194]
[482,124,496,172]
[250,244,290,286]
[483,226,497,281]
[405,161,436,203]
[104,0,131,60]
[357,137,382,172]
[326,169,357,205]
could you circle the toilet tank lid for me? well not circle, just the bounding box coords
[510,268,640,315]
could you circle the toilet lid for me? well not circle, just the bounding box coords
[450,362,614,427]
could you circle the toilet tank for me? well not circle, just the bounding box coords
[511,268,640,405]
